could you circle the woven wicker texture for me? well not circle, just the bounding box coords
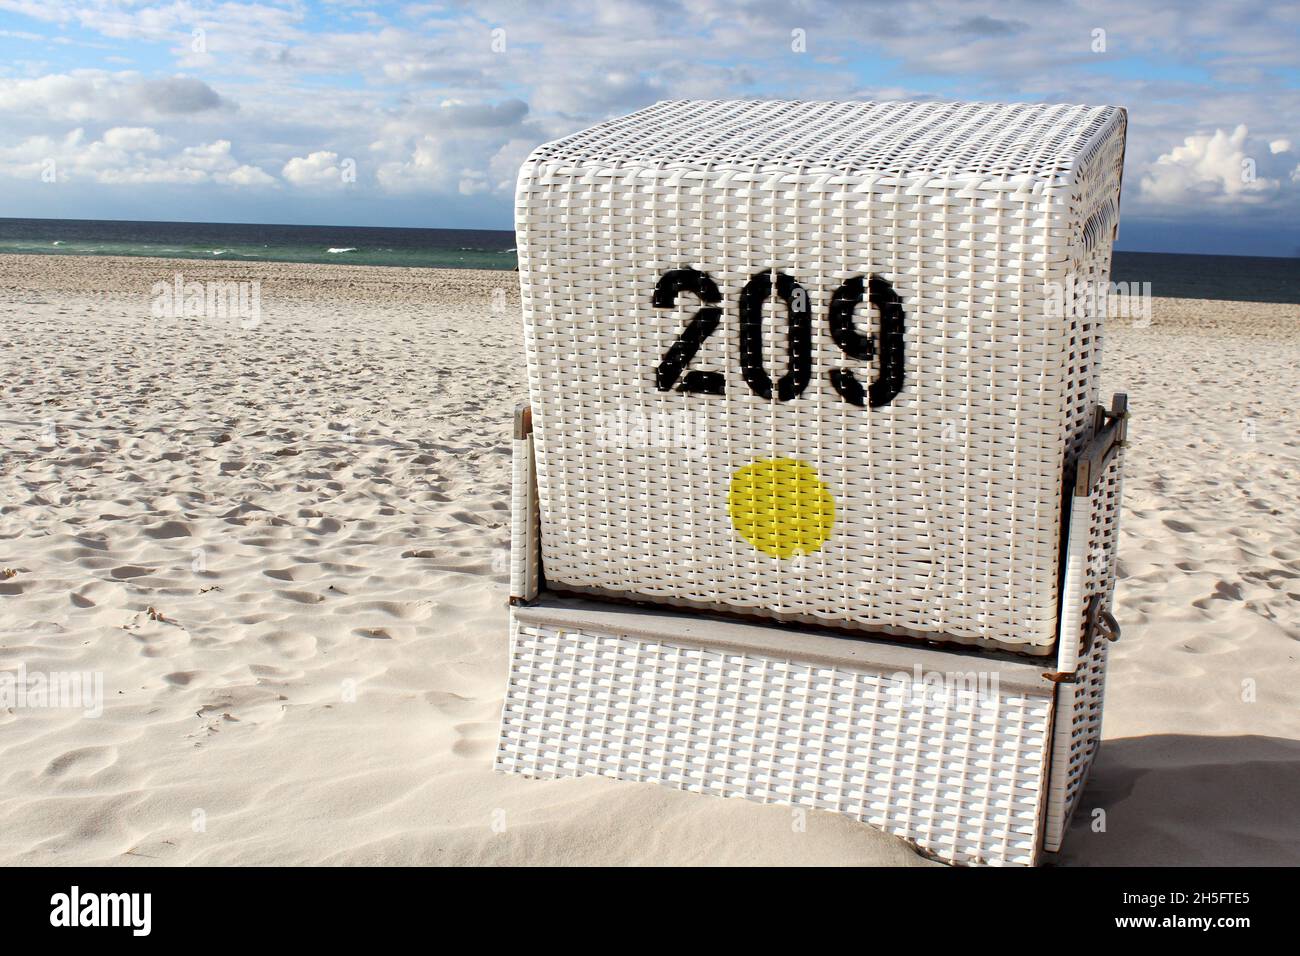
[497,616,1054,866]
[517,99,1127,652]
[1044,442,1126,849]
[1044,630,1110,852]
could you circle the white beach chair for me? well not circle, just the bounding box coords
[495,100,1130,866]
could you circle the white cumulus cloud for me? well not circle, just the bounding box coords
[281,150,353,187]
[1140,125,1280,205]
[0,126,275,186]
[1,1,1298,236]
[374,137,445,194]
[102,126,162,151]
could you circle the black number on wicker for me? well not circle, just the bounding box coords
[738,270,813,401]
[653,268,726,395]
[827,274,906,407]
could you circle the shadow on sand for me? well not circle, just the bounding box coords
[1054,734,1300,866]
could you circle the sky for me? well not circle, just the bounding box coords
[0,0,1297,256]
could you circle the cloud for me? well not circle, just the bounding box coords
[0,126,275,186]
[102,126,162,151]
[954,16,1028,37]
[458,171,489,195]
[134,76,223,113]
[0,71,227,122]
[360,97,537,196]
[374,137,444,193]
[1140,125,1283,205]
[0,1,1297,240]
[487,138,538,192]
[179,140,239,172]
[282,150,352,187]
[434,98,529,130]
[224,163,276,186]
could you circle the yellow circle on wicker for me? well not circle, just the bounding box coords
[727,458,835,560]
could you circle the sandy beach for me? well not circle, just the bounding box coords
[0,253,1296,866]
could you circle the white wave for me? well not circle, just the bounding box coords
[327,247,358,254]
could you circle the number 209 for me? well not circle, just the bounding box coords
[653,268,905,408]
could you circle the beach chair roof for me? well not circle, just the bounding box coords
[525,99,1125,185]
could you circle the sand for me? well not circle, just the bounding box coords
[0,254,1295,866]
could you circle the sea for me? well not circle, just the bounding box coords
[1,217,1297,304]
[0,217,516,271]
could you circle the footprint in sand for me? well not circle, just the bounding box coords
[263,565,317,582]
[249,663,305,681]
[450,510,488,526]
[1243,566,1298,591]
[422,690,480,718]
[259,630,318,660]
[127,620,190,656]
[142,519,192,539]
[110,565,154,580]
[349,600,431,621]
[1192,581,1244,608]
[274,589,326,605]
[45,746,117,778]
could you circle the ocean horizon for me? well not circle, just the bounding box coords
[1,216,1297,304]
[0,217,517,272]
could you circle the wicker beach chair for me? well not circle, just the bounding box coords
[495,100,1130,866]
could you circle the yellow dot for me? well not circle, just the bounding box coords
[727,457,835,560]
